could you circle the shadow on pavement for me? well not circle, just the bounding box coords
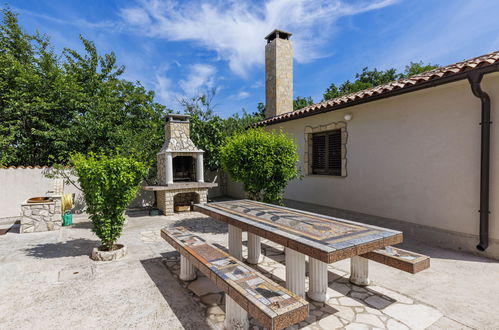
[140,256,212,330]
[173,216,227,234]
[23,238,99,259]
[70,221,93,229]
[258,242,396,310]
[125,209,151,218]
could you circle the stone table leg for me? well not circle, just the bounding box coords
[179,255,196,281]
[307,257,329,302]
[285,248,306,298]
[349,256,370,286]
[228,224,242,261]
[224,296,249,330]
[246,233,263,264]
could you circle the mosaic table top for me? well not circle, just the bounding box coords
[161,227,308,330]
[194,200,403,263]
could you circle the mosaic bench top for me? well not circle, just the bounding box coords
[362,246,430,274]
[161,227,309,330]
[194,200,403,263]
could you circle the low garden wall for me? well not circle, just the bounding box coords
[0,167,225,219]
[0,167,84,219]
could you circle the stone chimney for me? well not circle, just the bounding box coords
[157,114,204,185]
[161,114,200,153]
[265,29,293,118]
[144,113,217,216]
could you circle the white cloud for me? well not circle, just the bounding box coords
[153,63,216,108]
[179,64,216,96]
[120,0,398,76]
[154,68,178,107]
[15,7,115,30]
[250,81,263,89]
[120,7,152,26]
[230,91,250,100]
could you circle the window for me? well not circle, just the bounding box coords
[304,122,347,177]
[311,129,342,175]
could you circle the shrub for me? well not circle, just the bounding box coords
[220,129,299,204]
[71,153,148,251]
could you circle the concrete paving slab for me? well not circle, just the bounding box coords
[0,213,213,330]
[0,210,497,329]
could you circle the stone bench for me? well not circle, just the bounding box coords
[361,246,430,274]
[161,227,309,330]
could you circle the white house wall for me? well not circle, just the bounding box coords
[262,72,499,258]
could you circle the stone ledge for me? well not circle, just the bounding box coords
[91,245,127,261]
[143,182,218,191]
[20,201,55,206]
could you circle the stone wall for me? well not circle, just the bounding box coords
[160,121,201,153]
[165,120,190,141]
[265,37,293,118]
[0,167,85,219]
[20,196,62,233]
[174,192,200,206]
[157,188,208,216]
[157,153,166,185]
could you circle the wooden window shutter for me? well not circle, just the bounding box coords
[312,133,327,174]
[328,130,342,176]
[312,129,342,176]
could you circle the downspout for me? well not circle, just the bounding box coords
[467,71,491,251]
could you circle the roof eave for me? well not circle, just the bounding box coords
[257,63,499,127]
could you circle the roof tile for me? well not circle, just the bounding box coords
[256,50,499,126]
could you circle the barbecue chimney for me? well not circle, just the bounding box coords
[145,114,216,215]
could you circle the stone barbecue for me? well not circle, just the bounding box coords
[20,196,62,233]
[20,179,64,233]
[144,114,216,215]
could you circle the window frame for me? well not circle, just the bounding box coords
[304,122,347,177]
[311,129,342,176]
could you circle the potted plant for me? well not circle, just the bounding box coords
[72,153,148,261]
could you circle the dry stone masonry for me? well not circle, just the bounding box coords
[265,29,293,118]
[20,196,62,233]
[157,187,208,216]
[144,114,216,215]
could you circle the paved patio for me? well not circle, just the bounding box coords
[0,210,497,329]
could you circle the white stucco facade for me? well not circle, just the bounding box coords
[260,72,499,259]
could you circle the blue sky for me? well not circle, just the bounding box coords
[8,0,499,117]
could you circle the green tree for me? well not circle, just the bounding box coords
[323,67,399,100]
[60,36,166,168]
[255,102,266,118]
[323,63,438,101]
[0,8,68,165]
[0,8,166,168]
[403,61,439,77]
[220,129,299,204]
[71,153,148,251]
[181,89,263,171]
[293,96,314,110]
